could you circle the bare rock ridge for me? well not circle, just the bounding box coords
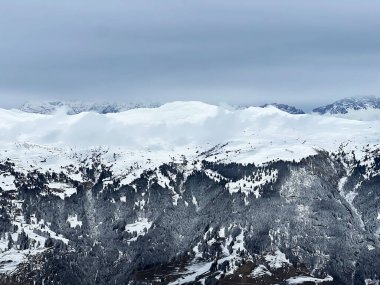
[16,96,380,117]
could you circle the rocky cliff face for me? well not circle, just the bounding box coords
[0,148,379,285]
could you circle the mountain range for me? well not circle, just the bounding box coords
[0,99,379,284]
[313,96,380,115]
[19,101,161,115]
[16,96,380,120]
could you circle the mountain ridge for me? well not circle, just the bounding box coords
[313,96,380,114]
[0,98,379,284]
[15,96,380,117]
[261,103,305,114]
[18,101,161,115]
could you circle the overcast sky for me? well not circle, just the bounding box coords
[1,0,380,109]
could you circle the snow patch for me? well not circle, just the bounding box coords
[0,248,30,274]
[47,182,77,199]
[250,265,272,278]
[192,195,199,210]
[168,261,214,285]
[343,191,365,229]
[67,214,83,228]
[0,173,16,191]
[226,169,278,199]
[338,176,347,192]
[265,250,291,270]
[171,226,248,284]
[367,244,375,251]
[286,275,333,284]
[365,278,380,285]
[218,227,225,238]
[125,218,152,242]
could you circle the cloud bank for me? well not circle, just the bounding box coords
[1,1,380,108]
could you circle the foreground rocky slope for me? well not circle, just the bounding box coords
[0,147,379,285]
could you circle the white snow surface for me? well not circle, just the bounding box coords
[125,218,152,242]
[0,211,69,273]
[169,261,214,285]
[0,101,380,183]
[365,279,380,285]
[47,182,77,199]
[287,275,333,284]
[265,250,291,269]
[67,214,83,228]
[0,249,29,274]
[250,265,272,277]
[226,169,278,198]
[320,108,380,121]
[0,173,16,191]
[171,226,248,284]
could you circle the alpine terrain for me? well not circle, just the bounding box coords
[0,99,379,285]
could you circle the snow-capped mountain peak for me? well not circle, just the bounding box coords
[18,101,161,115]
[1,100,380,284]
[313,96,380,115]
[261,103,305,114]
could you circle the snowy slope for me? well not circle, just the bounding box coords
[313,96,380,120]
[0,101,379,191]
[317,107,380,121]
[1,101,380,284]
[1,101,380,170]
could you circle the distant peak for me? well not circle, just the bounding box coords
[18,101,161,115]
[313,96,380,114]
[261,103,305,114]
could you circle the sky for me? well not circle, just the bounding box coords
[0,0,380,109]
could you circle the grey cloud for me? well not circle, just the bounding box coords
[0,0,380,109]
